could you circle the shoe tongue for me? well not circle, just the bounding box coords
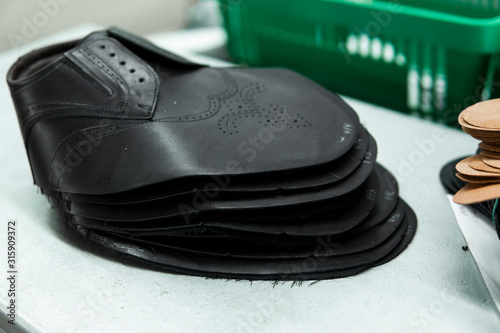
[77,28,203,68]
[107,27,204,68]
[77,27,203,69]
[76,30,109,46]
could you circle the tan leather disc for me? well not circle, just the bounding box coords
[481,150,500,159]
[468,154,500,173]
[462,126,500,141]
[456,156,500,176]
[456,172,500,184]
[459,111,500,132]
[462,99,500,129]
[482,157,500,169]
[454,182,500,204]
[479,141,500,152]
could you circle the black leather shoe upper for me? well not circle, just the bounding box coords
[8,28,360,195]
[7,28,416,281]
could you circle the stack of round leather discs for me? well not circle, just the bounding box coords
[7,28,417,280]
[454,99,500,205]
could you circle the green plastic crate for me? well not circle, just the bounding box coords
[219,0,500,126]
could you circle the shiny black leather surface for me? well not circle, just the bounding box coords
[7,28,417,280]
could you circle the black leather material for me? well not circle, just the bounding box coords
[7,28,417,281]
[64,206,416,281]
[60,127,371,205]
[8,29,360,195]
[62,134,376,222]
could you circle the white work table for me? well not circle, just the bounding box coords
[0,25,499,333]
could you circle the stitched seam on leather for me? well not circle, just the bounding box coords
[47,123,114,188]
[11,62,63,95]
[22,104,124,134]
[137,104,153,111]
[64,57,113,96]
[55,123,145,190]
[80,45,128,113]
[49,121,146,191]
[25,101,116,108]
[122,46,159,110]
[23,102,121,118]
[24,107,146,124]
[17,47,130,137]
[22,108,143,140]
[23,106,120,128]
[154,69,236,122]
[91,38,159,111]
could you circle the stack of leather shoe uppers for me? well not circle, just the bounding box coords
[7,28,417,280]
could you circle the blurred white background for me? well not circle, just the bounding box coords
[0,0,222,53]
